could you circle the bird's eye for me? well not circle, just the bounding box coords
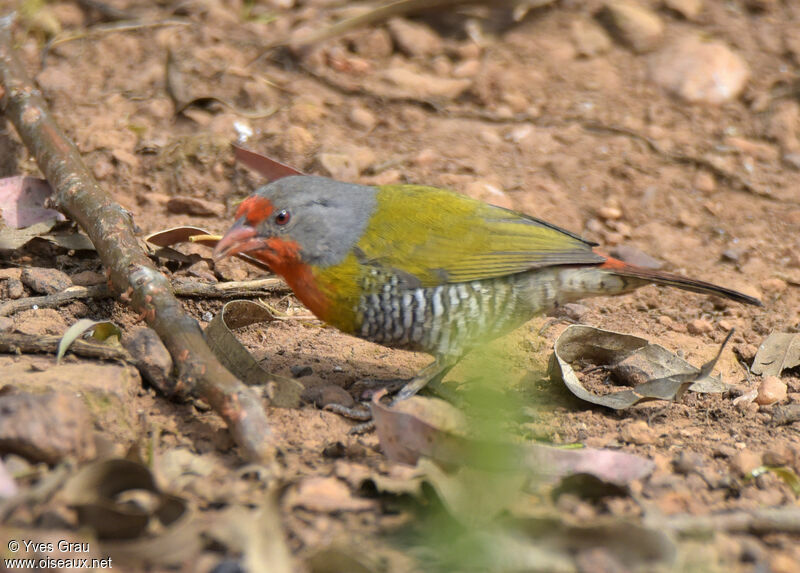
[275,210,290,225]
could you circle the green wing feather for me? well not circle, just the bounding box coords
[355,185,604,287]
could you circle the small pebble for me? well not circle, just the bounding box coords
[597,206,623,220]
[756,376,788,406]
[5,278,25,299]
[70,270,105,286]
[20,267,72,295]
[291,365,313,378]
[729,450,762,476]
[0,317,14,332]
[693,170,716,193]
[763,444,792,467]
[620,420,657,445]
[687,318,713,335]
[283,125,315,156]
[673,451,705,474]
[166,196,225,217]
[597,0,664,53]
[348,106,376,131]
[760,277,787,294]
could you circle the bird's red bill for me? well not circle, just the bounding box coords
[213,224,267,261]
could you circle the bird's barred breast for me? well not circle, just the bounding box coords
[356,275,524,357]
[354,267,637,358]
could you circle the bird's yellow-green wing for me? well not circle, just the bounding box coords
[354,184,605,287]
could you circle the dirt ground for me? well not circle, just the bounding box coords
[2,0,800,571]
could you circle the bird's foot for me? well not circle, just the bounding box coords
[324,358,459,432]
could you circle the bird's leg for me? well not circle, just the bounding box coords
[324,356,460,428]
[394,356,458,401]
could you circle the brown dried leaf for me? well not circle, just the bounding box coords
[205,300,304,408]
[751,332,800,377]
[550,325,731,409]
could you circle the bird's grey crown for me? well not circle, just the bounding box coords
[253,176,379,268]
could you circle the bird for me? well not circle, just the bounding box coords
[213,175,761,402]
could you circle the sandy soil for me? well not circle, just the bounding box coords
[1,0,800,571]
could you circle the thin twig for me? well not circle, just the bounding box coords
[662,507,800,535]
[0,15,274,462]
[0,278,288,316]
[0,332,131,361]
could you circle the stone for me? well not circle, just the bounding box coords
[729,450,762,476]
[305,384,355,409]
[70,271,105,287]
[693,170,716,193]
[166,196,225,217]
[283,125,315,156]
[20,267,72,295]
[387,18,442,58]
[687,318,713,335]
[664,0,703,20]
[571,18,612,57]
[620,420,657,445]
[3,278,24,299]
[351,28,393,59]
[760,278,787,294]
[0,391,96,463]
[14,308,68,336]
[122,328,173,393]
[756,376,788,406]
[597,0,664,53]
[348,106,376,131]
[649,36,749,104]
[379,67,471,100]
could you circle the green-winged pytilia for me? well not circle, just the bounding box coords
[214,176,761,401]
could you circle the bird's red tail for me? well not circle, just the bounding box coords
[597,254,762,307]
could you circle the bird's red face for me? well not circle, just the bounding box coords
[213,195,302,272]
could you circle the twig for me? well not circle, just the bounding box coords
[0,332,131,361]
[582,121,772,198]
[42,18,190,67]
[0,278,288,316]
[662,507,800,535]
[0,15,275,462]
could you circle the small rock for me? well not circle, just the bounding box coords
[756,376,788,406]
[729,450,762,476]
[571,18,612,57]
[760,277,787,294]
[687,318,713,335]
[693,170,716,193]
[318,153,360,180]
[0,317,13,332]
[649,36,749,104]
[597,0,664,53]
[289,99,326,124]
[348,106,376,131]
[3,278,24,299]
[658,315,674,328]
[387,18,442,58]
[351,28,393,59]
[413,148,439,167]
[562,303,590,321]
[379,67,471,100]
[14,308,68,336]
[763,444,792,467]
[597,205,623,220]
[20,267,72,295]
[166,196,225,217]
[452,59,480,78]
[620,420,657,445]
[70,271,105,287]
[288,476,373,512]
[290,365,313,378]
[663,0,703,20]
[673,451,705,474]
[306,385,355,409]
[283,125,315,156]
[734,343,758,363]
[122,328,173,393]
[0,391,96,464]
